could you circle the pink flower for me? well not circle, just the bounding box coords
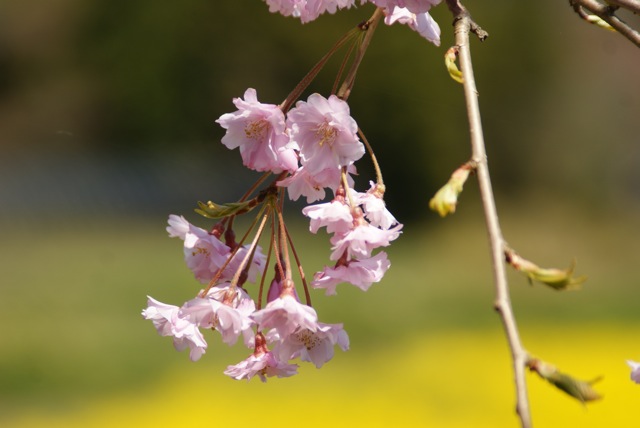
[273,322,350,368]
[251,294,319,339]
[385,7,441,46]
[302,199,353,234]
[167,215,266,284]
[224,333,298,381]
[278,164,356,203]
[353,182,398,230]
[312,251,391,294]
[264,0,356,23]
[330,218,402,260]
[216,88,297,173]
[627,360,640,384]
[180,284,256,347]
[287,93,364,175]
[142,296,208,362]
[167,215,230,283]
[366,0,441,14]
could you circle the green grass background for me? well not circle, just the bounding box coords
[1,198,639,427]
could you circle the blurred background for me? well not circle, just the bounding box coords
[1,0,640,427]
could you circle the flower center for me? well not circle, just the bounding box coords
[314,121,337,148]
[244,119,269,140]
[295,329,320,350]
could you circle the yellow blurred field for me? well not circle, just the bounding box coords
[5,325,639,428]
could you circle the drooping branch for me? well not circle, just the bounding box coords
[445,1,532,427]
[570,0,640,48]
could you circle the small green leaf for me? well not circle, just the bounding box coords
[195,200,254,219]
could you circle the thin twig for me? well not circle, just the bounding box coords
[603,0,640,14]
[446,3,532,427]
[570,0,640,48]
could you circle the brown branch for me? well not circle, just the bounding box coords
[446,2,531,427]
[570,0,640,48]
[604,0,640,13]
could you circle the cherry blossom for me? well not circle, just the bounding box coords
[224,334,298,382]
[312,251,390,294]
[366,0,441,14]
[263,0,356,24]
[287,93,364,175]
[384,6,441,46]
[273,322,350,368]
[142,296,208,362]
[216,88,297,173]
[329,215,402,260]
[251,293,319,339]
[353,182,398,230]
[302,199,353,234]
[180,284,256,347]
[166,215,265,284]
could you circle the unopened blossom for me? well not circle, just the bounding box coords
[251,293,319,339]
[264,0,355,23]
[180,284,256,347]
[142,296,208,362]
[216,88,297,173]
[330,214,402,260]
[312,251,390,294]
[287,93,364,175]
[273,322,350,368]
[627,360,640,384]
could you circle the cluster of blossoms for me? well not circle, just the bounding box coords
[143,85,401,381]
[264,0,442,45]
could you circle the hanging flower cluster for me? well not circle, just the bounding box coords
[141,1,446,382]
[143,89,401,381]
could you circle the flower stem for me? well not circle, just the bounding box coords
[279,24,361,113]
[336,7,384,100]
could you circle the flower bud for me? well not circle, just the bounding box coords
[585,14,615,32]
[429,163,473,217]
[527,358,602,403]
[505,250,586,291]
[445,46,463,83]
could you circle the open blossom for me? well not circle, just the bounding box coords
[366,0,441,14]
[312,251,390,294]
[180,284,256,347]
[251,293,319,339]
[264,0,356,23]
[278,163,356,203]
[225,333,299,382]
[142,296,207,362]
[385,6,441,46]
[216,88,297,173]
[302,199,353,234]
[287,93,364,176]
[330,216,402,260]
[167,215,266,284]
[353,182,398,230]
[273,322,350,368]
